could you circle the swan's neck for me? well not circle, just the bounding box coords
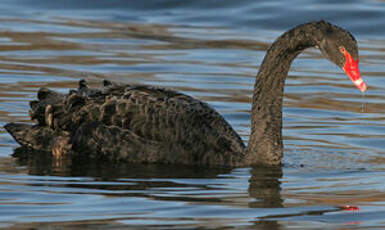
[244,22,322,166]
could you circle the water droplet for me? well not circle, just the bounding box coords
[361,92,367,113]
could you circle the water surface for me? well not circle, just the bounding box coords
[1,0,385,229]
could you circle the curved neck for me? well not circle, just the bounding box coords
[244,22,324,166]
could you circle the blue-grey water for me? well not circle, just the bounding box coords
[1,0,385,229]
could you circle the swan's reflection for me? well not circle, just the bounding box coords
[248,166,283,208]
[12,147,285,229]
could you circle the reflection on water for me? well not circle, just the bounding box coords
[5,147,383,229]
[4,147,352,229]
[1,0,385,229]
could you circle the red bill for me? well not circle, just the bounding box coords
[340,205,360,211]
[342,49,367,93]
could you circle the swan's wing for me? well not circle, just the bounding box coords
[60,84,245,159]
[5,81,245,166]
[80,85,242,147]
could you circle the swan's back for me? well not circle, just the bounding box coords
[5,80,246,166]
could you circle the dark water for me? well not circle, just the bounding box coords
[1,0,385,229]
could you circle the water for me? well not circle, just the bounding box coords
[1,0,385,229]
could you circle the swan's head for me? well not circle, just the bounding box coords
[318,23,366,92]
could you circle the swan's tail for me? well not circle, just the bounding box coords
[4,79,110,152]
[4,123,57,152]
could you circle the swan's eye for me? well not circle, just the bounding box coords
[339,46,346,53]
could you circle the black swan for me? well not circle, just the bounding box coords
[4,21,366,167]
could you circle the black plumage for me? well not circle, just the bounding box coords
[4,21,363,167]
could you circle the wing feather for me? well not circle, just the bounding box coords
[8,80,245,166]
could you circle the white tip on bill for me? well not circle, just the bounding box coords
[354,78,367,93]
